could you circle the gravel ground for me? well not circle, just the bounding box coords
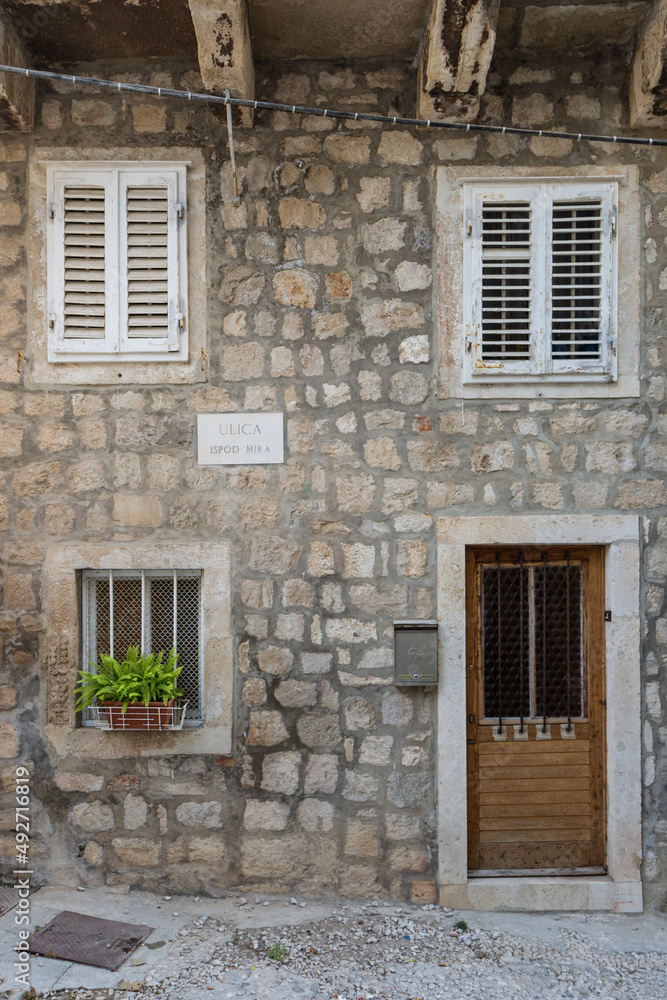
[30,899,667,1000]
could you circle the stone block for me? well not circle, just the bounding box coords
[123,794,147,831]
[616,481,667,509]
[407,440,459,471]
[345,820,378,856]
[357,177,391,212]
[341,542,376,578]
[69,802,114,832]
[13,461,61,498]
[389,371,429,405]
[410,878,437,903]
[336,474,376,514]
[387,772,429,808]
[360,299,424,337]
[242,678,267,707]
[301,652,333,674]
[220,342,265,381]
[344,698,375,731]
[305,165,335,194]
[175,801,223,829]
[0,686,17,711]
[273,270,319,308]
[257,646,294,676]
[382,689,414,727]
[324,134,371,164]
[282,579,314,607]
[72,100,115,126]
[244,800,290,831]
[471,442,514,473]
[399,334,430,362]
[261,751,301,794]
[54,772,104,793]
[361,218,406,253]
[132,104,167,132]
[189,837,226,863]
[325,619,377,643]
[0,425,22,457]
[359,735,393,765]
[397,538,427,578]
[279,197,325,230]
[304,754,338,794]
[275,680,318,708]
[249,536,301,574]
[220,265,265,306]
[113,495,161,528]
[585,442,635,474]
[386,814,421,840]
[377,132,422,165]
[364,437,400,471]
[304,235,339,265]
[326,271,352,299]
[297,713,342,748]
[248,710,289,746]
[112,838,160,867]
[343,772,380,802]
[323,382,351,407]
[297,798,334,832]
[83,841,103,867]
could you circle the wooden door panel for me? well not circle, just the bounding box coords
[467,547,606,874]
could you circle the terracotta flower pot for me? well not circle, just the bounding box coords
[102,699,174,730]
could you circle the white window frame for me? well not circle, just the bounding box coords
[46,161,188,363]
[43,543,233,758]
[81,568,204,726]
[436,166,640,400]
[464,180,617,382]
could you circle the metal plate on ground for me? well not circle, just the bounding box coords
[0,887,19,916]
[27,910,154,970]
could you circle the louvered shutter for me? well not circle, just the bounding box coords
[49,168,118,357]
[547,183,615,377]
[465,181,615,379]
[119,168,183,354]
[466,184,544,376]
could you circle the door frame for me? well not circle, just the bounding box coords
[436,515,643,912]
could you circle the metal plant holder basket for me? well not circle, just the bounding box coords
[89,700,188,732]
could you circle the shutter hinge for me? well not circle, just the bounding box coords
[465,208,474,238]
[175,202,184,220]
[177,312,185,329]
[48,203,55,221]
[610,207,617,239]
[48,315,55,330]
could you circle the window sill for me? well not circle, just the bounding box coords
[46,722,232,759]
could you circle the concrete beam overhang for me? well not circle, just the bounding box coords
[188,0,254,126]
[0,10,34,131]
[418,0,499,123]
[630,0,667,127]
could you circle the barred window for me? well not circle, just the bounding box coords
[81,569,203,724]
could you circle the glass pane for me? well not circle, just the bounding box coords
[534,564,584,718]
[481,565,531,720]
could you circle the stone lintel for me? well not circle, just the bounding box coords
[0,12,35,131]
[418,0,500,124]
[630,0,667,127]
[188,0,254,127]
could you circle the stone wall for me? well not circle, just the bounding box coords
[0,50,665,908]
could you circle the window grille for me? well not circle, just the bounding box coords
[481,552,584,732]
[465,180,616,380]
[82,569,203,724]
[47,163,187,362]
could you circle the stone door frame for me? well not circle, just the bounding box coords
[436,515,643,912]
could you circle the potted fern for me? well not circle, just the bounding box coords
[75,646,185,731]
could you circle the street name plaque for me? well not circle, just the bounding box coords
[197,413,284,465]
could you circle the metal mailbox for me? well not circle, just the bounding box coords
[393,620,439,686]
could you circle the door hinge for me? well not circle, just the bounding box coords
[604,610,612,622]
[467,739,475,745]
[468,714,475,724]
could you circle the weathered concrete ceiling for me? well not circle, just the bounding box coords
[1,0,653,68]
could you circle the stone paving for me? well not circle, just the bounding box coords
[1,887,666,1000]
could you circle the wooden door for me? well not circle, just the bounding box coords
[466,546,606,875]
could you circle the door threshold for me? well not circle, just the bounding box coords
[469,867,607,878]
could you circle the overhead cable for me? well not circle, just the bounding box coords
[1,63,667,149]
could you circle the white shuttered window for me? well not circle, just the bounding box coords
[47,163,187,362]
[463,180,617,382]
